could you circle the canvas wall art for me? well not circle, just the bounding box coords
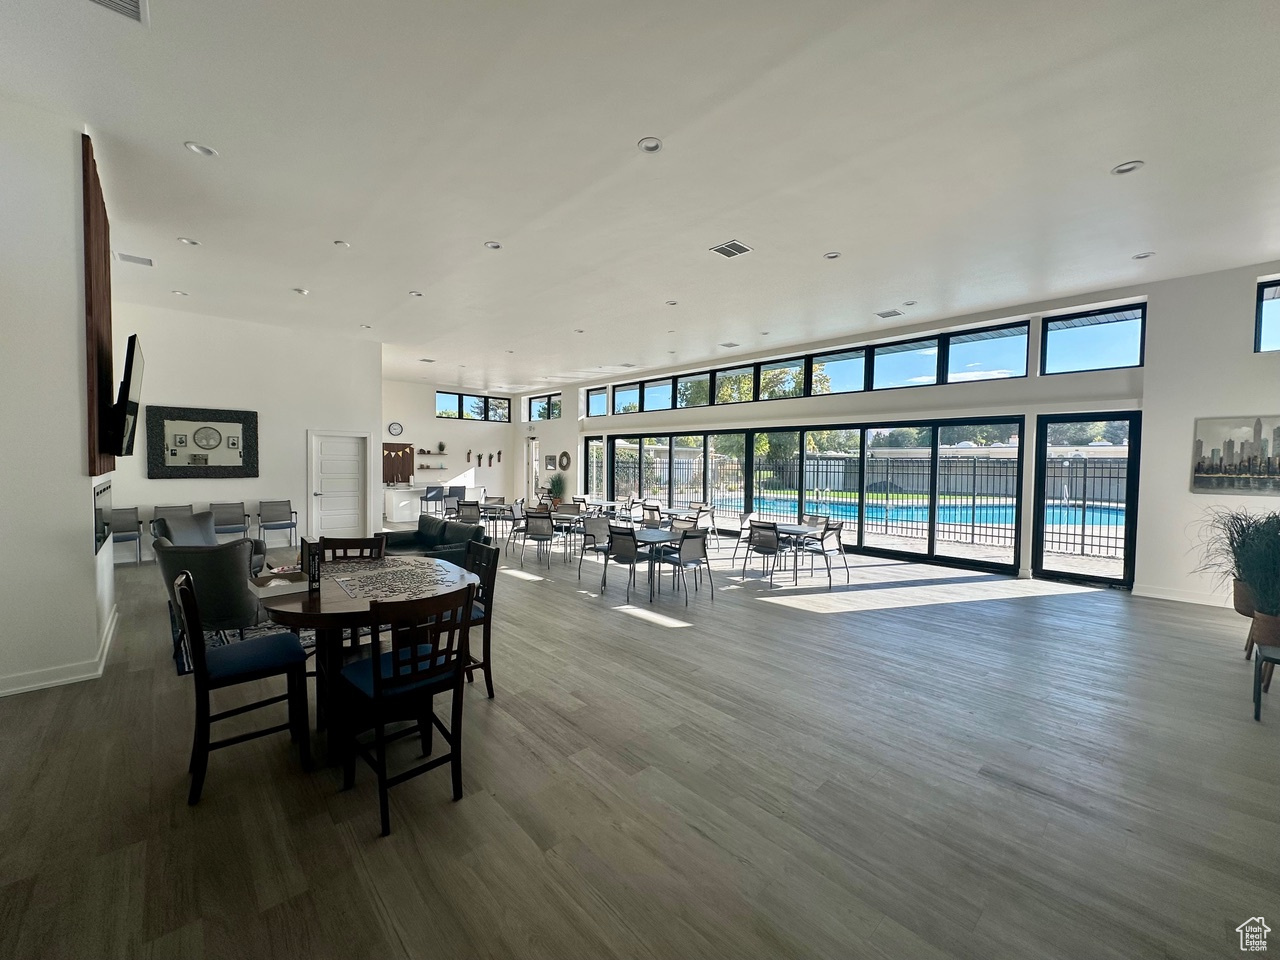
[1191,415,1280,495]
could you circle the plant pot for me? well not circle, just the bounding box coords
[1254,611,1280,648]
[1234,579,1256,618]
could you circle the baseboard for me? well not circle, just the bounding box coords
[0,604,118,699]
[1131,584,1229,607]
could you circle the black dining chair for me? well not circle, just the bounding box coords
[173,571,311,806]
[657,529,714,605]
[504,499,527,555]
[602,525,652,602]
[744,520,783,587]
[578,515,611,579]
[520,510,558,568]
[457,500,482,525]
[338,584,475,836]
[463,541,500,699]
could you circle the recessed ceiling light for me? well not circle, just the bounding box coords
[184,142,218,157]
[823,251,841,260]
[409,290,423,297]
[293,287,309,295]
[902,300,918,306]
[177,237,200,245]
[359,324,372,329]
[719,341,740,348]
[668,350,675,354]
[666,300,678,306]
[1111,160,1145,175]
[484,241,502,250]
[637,137,663,153]
[667,329,675,334]
[333,240,349,248]
[171,290,188,296]
[1132,251,1156,260]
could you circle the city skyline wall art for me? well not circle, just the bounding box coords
[1191,415,1280,495]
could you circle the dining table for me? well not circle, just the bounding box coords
[775,523,825,583]
[260,556,479,742]
[634,527,681,600]
[478,502,508,537]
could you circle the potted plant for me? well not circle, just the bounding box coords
[547,471,566,507]
[1197,508,1272,644]
[1236,515,1280,674]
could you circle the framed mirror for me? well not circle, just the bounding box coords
[146,405,259,479]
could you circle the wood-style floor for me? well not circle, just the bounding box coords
[2,539,1277,959]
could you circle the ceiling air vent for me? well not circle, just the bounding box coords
[88,0,146,22]
[710,240,752,258]
[719,341,740,348]
[875,309,904,319]
[114,252,153,267]
[619,363,638,369]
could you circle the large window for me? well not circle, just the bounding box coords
[863,425,933,553]
[587,388,608,417]
[872,338,939,390]
[945,324,1028,383]
[528,393,562,421]
[677,373,710,408]
[803,428,860,536]
[584,436,606,500]
[672,436,705,508]
[707,433,747,529]
[714,366,754,404]
[758,359,804,400]
[752,431,801,523]
[1258,281,1280,353]
[613,383,640,414]
[436,391,510,421]
[934,422,1020,566]
[643,378,673,411]
[810,349,865,395]
[1041,305,1145,374]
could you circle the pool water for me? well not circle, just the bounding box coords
[715,495,1127,527]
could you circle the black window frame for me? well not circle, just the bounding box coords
[1039,303,1147,376]
[868,336,942,392]
[941,321,1030,385]
[676,372,711,409]
[435,390,511,422]
[712,365,755,405]
[613,382,641,415]
[756,356,807,402]
[527,393,562,421]
[641,377,675,412]
[586,387,608,417]
[1257,280,1280,354]
[809,347,868,396]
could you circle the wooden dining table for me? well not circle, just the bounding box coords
[260,556,479,737]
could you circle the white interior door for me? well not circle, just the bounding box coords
[307,431,368,538]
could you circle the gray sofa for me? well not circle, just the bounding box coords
[382,514,489,566]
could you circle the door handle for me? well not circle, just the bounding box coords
[313,492,322,496]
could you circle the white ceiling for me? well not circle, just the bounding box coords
[3,0,1279,393]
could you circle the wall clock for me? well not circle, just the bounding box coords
[193,426,223,450]
[558,450,571,470]
[388,422,403,436]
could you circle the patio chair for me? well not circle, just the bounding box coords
[657,529,714,605]
[520,510,558,568]
[744,520,782,586]
[801,520,850,588]
[601,525,652,602]
[257,499,298,546]
[579,515,611,579]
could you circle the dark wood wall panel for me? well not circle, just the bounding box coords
[83,134,115,477]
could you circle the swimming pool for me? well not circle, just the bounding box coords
[713,495,1127,527]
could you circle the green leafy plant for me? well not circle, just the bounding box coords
[1236,514,1280,616]
[1196,508,1274,588]
[547,472,566,502]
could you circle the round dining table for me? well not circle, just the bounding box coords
[261,556,478,736]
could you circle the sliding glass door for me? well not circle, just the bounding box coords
[708,433,748,530]
[1032,413,1141,586]
[672,436,706,508]
[584,436,605,501]
[934,422,1021,567]
[802,428,861,539]
[863,426,933,555]
[752,431,802,523]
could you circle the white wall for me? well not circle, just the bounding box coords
[381,379,517,500]
[0,99,114,696]
[529,261,1280,602]
[110,305,383,548]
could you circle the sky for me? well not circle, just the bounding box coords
[1261,298,1279,352]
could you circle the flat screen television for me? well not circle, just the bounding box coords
[109,334,144,456]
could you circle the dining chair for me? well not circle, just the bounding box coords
[503,499,526,554]
[731,512,757,566]
[657,529,714,605]
[462,541,500,699]
[210,501,251,538]
[257,500,298,546]
[457,500,482,525]
[151,504,194,539]
[641,501,665,529]
[338,584,475,836]
[801,520,851,588]
[520,510,558,568]
[602,525,652,602]
[694,506,718,548]
[578,515,611,579]
[442,496,460,519]
[173,571,311,806]
[319,534,387,561]
[110,507,143,564]
[745,520,783,586]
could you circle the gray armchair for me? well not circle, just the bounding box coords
[154,538,264,673]
[153,510,267,576]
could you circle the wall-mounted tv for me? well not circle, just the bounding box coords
[108,334,144,456]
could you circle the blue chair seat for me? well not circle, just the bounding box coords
[215,524,248,534]
[113,531,140,542]
[471,602,486,622]
[341,646,457,699]
[261,521,296,530]
[205,631,306,682]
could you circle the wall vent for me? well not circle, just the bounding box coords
[875,309,904,319]
[709,240,752,258]
[114,252,153,267]
[88,0,146,22]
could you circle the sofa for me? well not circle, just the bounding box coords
[152,510,268,576]
[382,514,489,566]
